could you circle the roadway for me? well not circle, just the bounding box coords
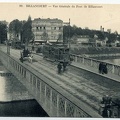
[1,45,120,114]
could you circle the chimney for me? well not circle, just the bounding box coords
[102,28,104,32]
[100,26,102,31]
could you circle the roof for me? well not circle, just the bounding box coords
[33,18,63,23]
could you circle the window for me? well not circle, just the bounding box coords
[36,27,39,30]
[59,27,61,30]
[44,27,46,30]
[40,26,42,30]
[54,27,56,30]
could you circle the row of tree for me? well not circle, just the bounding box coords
[0,22,7,44]
[63,25,120,43]
[9,16,34,45]
[0,16,120,44]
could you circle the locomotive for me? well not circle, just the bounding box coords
[42,43,71,64]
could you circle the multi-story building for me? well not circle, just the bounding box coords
[32,18,63,44]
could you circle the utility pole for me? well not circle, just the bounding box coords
[63,18,71,46]
[68,18,70,49]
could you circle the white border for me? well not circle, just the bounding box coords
[0,0,120,4]
[0,0,119,120]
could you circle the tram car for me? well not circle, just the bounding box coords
[42,43,70,63]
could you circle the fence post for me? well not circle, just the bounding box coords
[50,89,53,112]
[91,59,93,66]
[83,57,84,64]
[75,56,77,62]
[112,65,115,74]
[57,94,59,116]
[65,101,67,117]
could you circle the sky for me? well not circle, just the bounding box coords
[0,2,120,33]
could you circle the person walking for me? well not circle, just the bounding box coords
[19,51,24,63]
[99,62,103,74]
[63,60,68,72]
[57,62,62,74]
[104,63,108,74]
[32,45,34,51]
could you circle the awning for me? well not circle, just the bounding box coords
[34,40,45,42]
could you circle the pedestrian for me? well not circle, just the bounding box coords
[101,95,112,118]
[57,62,62,74]
[32,45,34,51]
[103,63,108,74]
[63,60,67,72]
[20,56,23,63]
[23,48,26,57]
[19,51,24,63]
[104,63,108,74]
[26,48,30,56]
[99,62,103,74]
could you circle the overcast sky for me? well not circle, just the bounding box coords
[0,3,120,33]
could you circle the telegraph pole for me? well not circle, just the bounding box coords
[68,18,70,49]
[63,18,71,47]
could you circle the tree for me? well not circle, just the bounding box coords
[41,32,49,43]
[107,33,117,43]
[95,31,105,40]
[0,22,7,43]
[63,25,74,43]
[22,16,34,45]
[57,34,63,42]
[9,19,22,41]
[70,34,78,44]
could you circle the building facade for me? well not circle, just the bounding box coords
[32,18,63,44]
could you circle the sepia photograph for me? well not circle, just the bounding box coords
[0,1,120,118]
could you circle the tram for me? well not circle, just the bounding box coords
[42,43,70,63]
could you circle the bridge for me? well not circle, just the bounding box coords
[0,45,120,117]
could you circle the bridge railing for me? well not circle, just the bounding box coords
[70,54,120,76]
[0,50,101,118]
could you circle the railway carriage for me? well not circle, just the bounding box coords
[42,43,70,63]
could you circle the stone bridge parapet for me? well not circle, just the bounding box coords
[0,50,101,117]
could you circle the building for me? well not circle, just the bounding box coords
[32,18,63,44]
[95,37,108,47]
[71,35,92,46]
[76,35,89,44]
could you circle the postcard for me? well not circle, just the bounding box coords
[0,2,120,119]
